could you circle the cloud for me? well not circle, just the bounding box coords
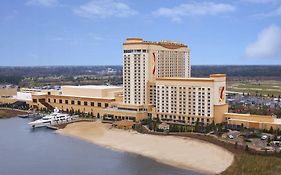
[242,0,279,4]
[255,6,281,17]
[74,0,137,19]
[153,2,236,22]
[26,0,58,7]
[245,25,281,59]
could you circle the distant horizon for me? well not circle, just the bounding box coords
[1,64,281,67]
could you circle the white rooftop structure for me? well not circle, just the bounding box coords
[62,85,121,90]
[61,85,122,99]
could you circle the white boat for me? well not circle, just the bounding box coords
[28,108,72,128]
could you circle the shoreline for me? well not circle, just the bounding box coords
[0,108,29,118]
[59,131,208,174]
[57,122,234,175]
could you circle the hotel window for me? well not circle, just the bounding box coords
[71,100,74,105]
[54,99,56,103]
[59,99,62,104]
[91,102,94,106]
[105,103,108,108]
[98,103,102,107]
[48,99,50,103]
[77,101,81,105]
[84,101,88,106]
[65,100,68,104]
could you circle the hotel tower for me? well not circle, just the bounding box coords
[122,38,227,125]
[123,38,191,106]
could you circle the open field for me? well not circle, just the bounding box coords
[228,80,281,97]
[222,154,281,175]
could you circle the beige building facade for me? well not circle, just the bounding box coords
[123,38,190,106]
[225,113,281,130]
[154,74,228,125]
[30,85,122,119]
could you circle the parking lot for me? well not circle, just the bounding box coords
[222,130,281,152]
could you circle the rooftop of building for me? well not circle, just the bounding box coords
[51,94,116,100]
[224,112,273,118]
[61,85,122,90]
[209,74,226,78]
[156,74,226,82]
[228,118,281,125]
[156,77,214,82]
[103,107,142,114]
[123,38,188,49]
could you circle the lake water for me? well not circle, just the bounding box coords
[0,117,204,175]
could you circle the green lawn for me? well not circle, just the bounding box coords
[222,154,281,175]
[0,109,27,118]
[227,80,281,97]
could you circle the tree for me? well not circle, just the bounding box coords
[195,119,200,132]
[240,123,244,131]
[211,121,215,131]
[245,145,249,152]
[267,137,271,146]
[269,126,274,134]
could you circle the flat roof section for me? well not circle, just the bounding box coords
[62,85,122,90]
[156,77,214,82]
[123,38,188,49]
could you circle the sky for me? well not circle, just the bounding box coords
[1,0,281,66]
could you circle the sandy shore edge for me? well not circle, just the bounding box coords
[56,122,234,175]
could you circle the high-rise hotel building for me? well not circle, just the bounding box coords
[122,38,228,125]
[123,38,190,106]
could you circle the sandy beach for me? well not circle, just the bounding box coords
[57,122,234,174]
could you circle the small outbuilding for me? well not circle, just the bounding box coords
[158,122,170,131]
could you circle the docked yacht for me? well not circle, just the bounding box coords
[28,108,72,128]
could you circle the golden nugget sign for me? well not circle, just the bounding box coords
[219,86,225,102]
[152,52,156,75]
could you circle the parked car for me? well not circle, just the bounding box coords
[261,135,268,140]
[228,134,234,139]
